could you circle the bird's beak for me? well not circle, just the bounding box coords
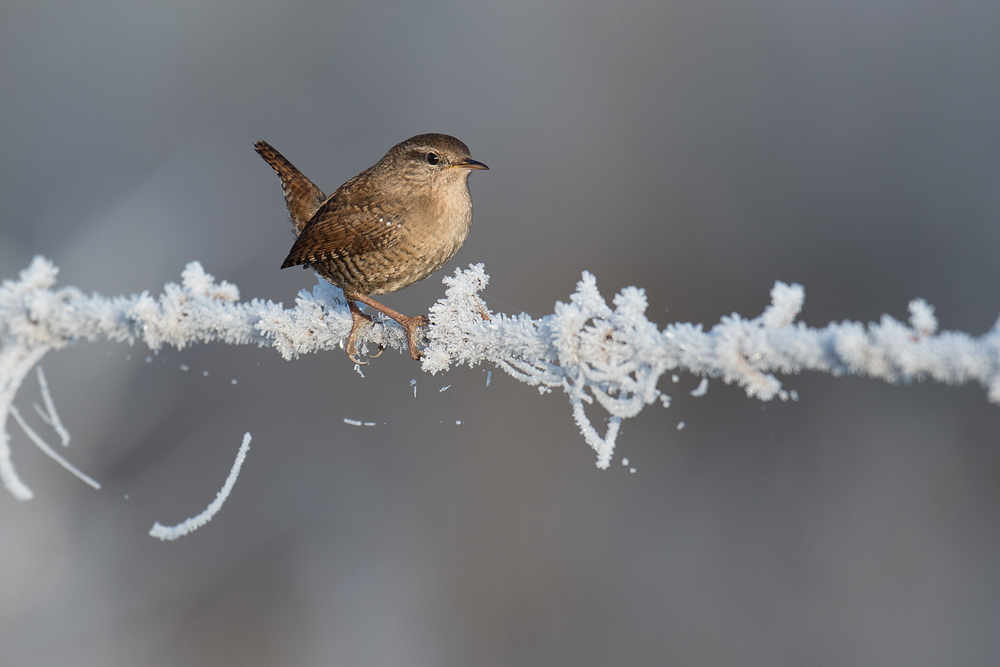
[454,158,489,170]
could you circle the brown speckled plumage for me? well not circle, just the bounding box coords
[255,134,488,362]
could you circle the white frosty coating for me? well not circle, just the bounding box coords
[908,299,938,336]
[148,432,251,541]
[343,419,363,426]
[8,405,100,489]
[420,264,1000,468]
[4,256,1000,486]
[35,367,70,446]
[690,378,709,397]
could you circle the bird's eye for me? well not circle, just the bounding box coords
[426,152,439,165]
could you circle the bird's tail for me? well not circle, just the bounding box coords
[253,141,327,235]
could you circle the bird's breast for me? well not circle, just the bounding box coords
[364,183,472,294]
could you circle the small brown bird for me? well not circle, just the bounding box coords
[255,134,488,363]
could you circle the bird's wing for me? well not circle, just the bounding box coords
[280,195,405,268]
[254,141,327,235]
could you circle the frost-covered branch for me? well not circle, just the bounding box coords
[3,255,1000,498]
[423,265,1000,467]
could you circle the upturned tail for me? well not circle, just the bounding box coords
[254,141,327,235]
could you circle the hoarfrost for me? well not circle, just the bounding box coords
[8,404,99,490]
[148,432,251,541]
[4,255,1000,496]
[34,367,69,446]
[690,378,709,397]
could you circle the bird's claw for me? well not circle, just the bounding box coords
[345,300,376,365]
[344,325,385,364]
[401,315,431,360]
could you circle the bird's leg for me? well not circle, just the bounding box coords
[352,293,430,360]
[345,301,375,365]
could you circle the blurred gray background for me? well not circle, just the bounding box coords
[2,0,1000,665]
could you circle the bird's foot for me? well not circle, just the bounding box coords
[399,315,431,360]
[346,293,432,361]
[345,302,375,365]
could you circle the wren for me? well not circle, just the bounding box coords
[255,134,488,363]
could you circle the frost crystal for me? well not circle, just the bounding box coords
[4,255,1000,492]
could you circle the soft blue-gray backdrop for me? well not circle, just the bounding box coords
[2,0,1000,665]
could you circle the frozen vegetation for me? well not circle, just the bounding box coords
[148,432,251,541]
[4,255,1000,507]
